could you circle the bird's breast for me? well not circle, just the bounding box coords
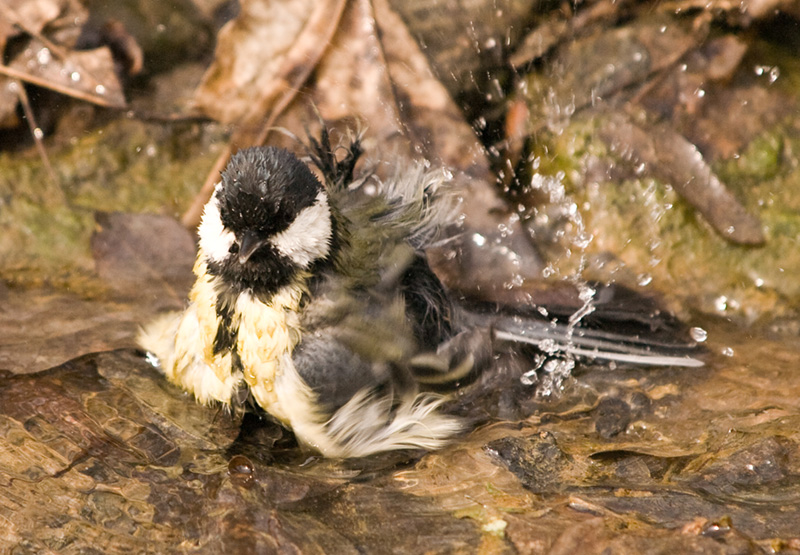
[229,284,305,420]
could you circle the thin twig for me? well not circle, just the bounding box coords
[0,63,124,109]
[14,79,64,203]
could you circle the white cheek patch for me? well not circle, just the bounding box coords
[271,191,332,268]
[198,189,236,263]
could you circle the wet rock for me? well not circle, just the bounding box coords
[0,350,484,552]
[690,437,790,492]
[485,432,572,493]
[594,397,632,439]
[91,211,196,299]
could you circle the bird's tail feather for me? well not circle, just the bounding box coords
[490,314,704,367]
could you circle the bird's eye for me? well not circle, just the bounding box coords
[228,243,239,254]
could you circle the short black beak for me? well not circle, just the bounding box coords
[238,231,268,264]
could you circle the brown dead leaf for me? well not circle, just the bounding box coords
[0,0,65,39]
[510,0,623,68]
[0,0,71,126]
[389,0,539,104]
[3,39,126,108]
[0,0,126,114]
[193,0,347,126]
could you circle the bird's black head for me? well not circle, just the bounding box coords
[217,147,321,238]
[198,146,333,299]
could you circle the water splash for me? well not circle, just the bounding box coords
[567,282,597,329]
[754,65,780,84]
[520,353,576,397]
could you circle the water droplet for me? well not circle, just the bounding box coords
[503,274,524,289]
[538,338,556,353]
[33,128,44,140]
[70,71,81,82]
[637,273,653,286]
[36,48,51,65]
[95,84,106,95]
[471,233,486,247]
[690,327,708,342]
[721,346,735,357]
[572,231,593,249]
[228,454,255,486]
[144,352,160,368]
[520,368,538,385]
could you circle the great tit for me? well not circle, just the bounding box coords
[139,130,702,458]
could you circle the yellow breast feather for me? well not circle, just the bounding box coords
[139,251,307,414]
[234,277,306,422]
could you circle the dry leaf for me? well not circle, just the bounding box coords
[5,39,126,107]
[193,0,347,126]
[0,0,126,113]
[0,0,65,39]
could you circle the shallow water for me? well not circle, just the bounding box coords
[2,288,799,551]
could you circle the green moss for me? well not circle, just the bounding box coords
[0,118,227,291]
[717,130,786,183]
